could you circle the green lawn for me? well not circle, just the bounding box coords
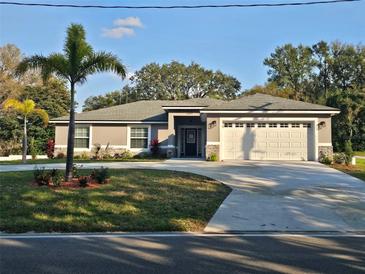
[333,159,365,181]
[0,169,230,233]
[354,151,365,157]
[0,158,164,165]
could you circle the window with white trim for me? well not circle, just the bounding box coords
[130,127,148,148]
[269,123,277,128]
[303,123,311,128]
[257,123,266,128]
[235,123,244,128]
[291,123,300,128]
[75,127,90,148]
[224,123,233,128]
[246,123,255,128]
[280,123,289,128]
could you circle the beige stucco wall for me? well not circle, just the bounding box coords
[206,117,220,142]
[151,124,169,146]
[92,125,127,146]
[55,125,68,146]
[318,117,332,144]
[55,124,128,147]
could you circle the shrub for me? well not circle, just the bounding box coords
[80,151,90,160]
[56,152,65,159]
[333,153,346,164]
[150,138,160,156]
[74,155,81,160]
[207,153,218,161]
[102,153,113,160]
[91,167,109,184]
[29,137,38,160]
[72,164,82,178]
[46,139,55,159]
[319,154,332,165]
[93,143,102,160]
[78,176,89,187]
[33,167,51,186]
[344,140,354,165]
[50,169,63,186]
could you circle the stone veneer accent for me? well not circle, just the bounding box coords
[206,145,220,161]
[318,146,333,159]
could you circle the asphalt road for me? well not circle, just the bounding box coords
[1,234,364,274]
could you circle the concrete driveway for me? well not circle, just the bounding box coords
[1,160,364,232]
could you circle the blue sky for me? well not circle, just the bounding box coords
[1,0,364,110]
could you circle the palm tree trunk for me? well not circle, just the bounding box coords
[22,116,27,163]
[65,82,76,181]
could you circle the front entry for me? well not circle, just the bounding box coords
[179,127,203,158]
[185,129,197,157]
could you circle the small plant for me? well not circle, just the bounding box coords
[91,167,110,184]
[93,143,102,160]
[207,153,218,161]
[72,164,82,179]
[80,151,90,160]
[78,176,89,187]
[333,153,346,164]
[33,167,51,186]
[46,139,55,159]
[29,137,38,160]
[150,138,160,156]
[50,169,63,186]
[344,140,354,165]
[56,152,65,159]
[319,153,332,165]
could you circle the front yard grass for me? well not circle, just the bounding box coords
[332,159,365,181]
[0,169,230,233]
[0,158,164,165]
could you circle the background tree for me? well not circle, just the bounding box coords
[3,99,48,163]
[16,24,126,180]
[82,61,241,111]
[254,41,365,152]
[0,44,70,156]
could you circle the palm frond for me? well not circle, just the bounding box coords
[33,108,49,125]
[76,52,127,83]
[22,99,36,115]
[3,98,22,112]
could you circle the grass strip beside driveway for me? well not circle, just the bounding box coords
[0,169,230,233]
[332,159,365,181]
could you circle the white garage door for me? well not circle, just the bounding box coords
[222,122,313,160]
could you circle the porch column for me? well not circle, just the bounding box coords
[167,112,176,156]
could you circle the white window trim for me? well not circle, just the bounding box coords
[219,117,319,161]
[127,124,151,152]
[74,125,92,151]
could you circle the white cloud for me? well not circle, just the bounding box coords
[114,17,143,28]
[102,27,135,39]
[102,17,143,39]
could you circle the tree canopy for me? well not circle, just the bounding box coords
[82,61,241,111]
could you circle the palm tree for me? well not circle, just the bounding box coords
[16,24,126,181]
[3,99,49,163]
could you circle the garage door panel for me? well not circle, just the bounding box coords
[222,121,311,161]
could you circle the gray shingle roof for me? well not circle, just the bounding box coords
[52,98,223,122]
[204,94,339,111]
[52,94,338,122]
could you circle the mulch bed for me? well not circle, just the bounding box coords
[31,178,110,189]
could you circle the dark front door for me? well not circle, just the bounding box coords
[185,129,197,157]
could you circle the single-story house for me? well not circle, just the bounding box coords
[51,93,340,161]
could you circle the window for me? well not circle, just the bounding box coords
[280,123,289,128]
[291,123,300,128]
[246,123,255,128]
[269,123,277,128]
[303,123,311,128]
[75,127,90,148]
[235,123,244,128]
[130,127,148,148]
[257,123,266,128]
[224,123,233,128]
